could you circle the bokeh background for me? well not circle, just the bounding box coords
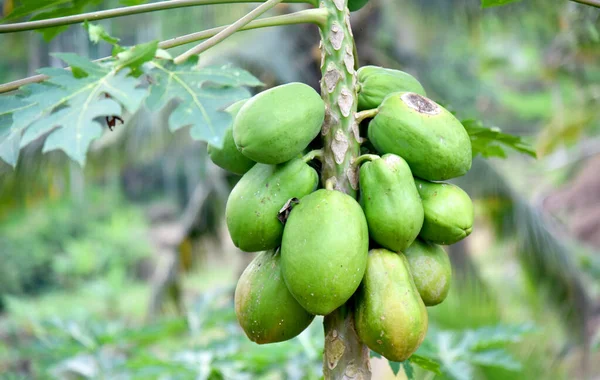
[0,0,599,378]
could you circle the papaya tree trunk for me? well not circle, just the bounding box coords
[318,2,371,379]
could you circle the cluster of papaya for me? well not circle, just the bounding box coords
[207,66,474,362]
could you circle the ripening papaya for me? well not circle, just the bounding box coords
[281,189,369,315]
[405,239,452,306]
[368,92,472,181]
[357,66,426,111]
[235,249,315,344]
[359,154,424,252]
[226,158,318,252]
[414,178,474,245]
[207,100,255,175]
[354,249,428,362]
[233,83,325,165]
[348,0,369,11]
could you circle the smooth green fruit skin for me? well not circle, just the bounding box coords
[281,189,369,315]
[355,249,428,362]
[415,178,474,245]
[405,239,452,306]
[359,154,424,252]
[226,158,318,252]
[357,66,426,111]
[368,92,472,181]
[207,100,255,175]
[233,83,325,165]
[235,249,315,344]
[348,0,369,11]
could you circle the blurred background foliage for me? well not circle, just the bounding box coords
[0,0,599,379]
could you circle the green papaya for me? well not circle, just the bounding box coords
[281,189,369,315]
[357,66,426,111]
[355,249,428,362]
[405,239,451,306]
[226,158,318,252]
[415,178,474,245]
[235,249,315,344]
[233,83,325,165]
[207,100,255,175]
[348,0,369,11]
[368,92,472,181]
[359,154,424,252]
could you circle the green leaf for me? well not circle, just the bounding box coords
[401,361,414,379]
[409,354,442,374]
[481,0,522,8]
[84,22,120,46]
[114,40,159,77]
[0,56,146,167]
[146,59,263,148]
[388,360,401,375]
[469,349,521,371]
[417,324,535,380]
[462,119,537,159]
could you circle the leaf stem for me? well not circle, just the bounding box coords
[325,178,336,191]
[173,0,284,64]
[570,0,600,7]
[302,149,324,163]
[0,0,315,34]
[355,108,378,123]
[0,9,327,94]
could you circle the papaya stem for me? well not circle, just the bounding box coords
[0,0,316,34]
[353,154,379,168]
[173,0,284,64]
[302,149,324,163]
[318,0,371,378]
[355,109,378,123]
[0,9,327,94]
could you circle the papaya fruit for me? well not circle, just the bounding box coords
[405,239,451,306]
[368,92,472,181]
[357,66,426,111]
[235,249,315,344]
[233,83,325,165]
[207,100,255,175]
[414,178,474,245]
[348,0,369,11]
[226,158,318,252]
[354,249,428,362]
[281,189,369,315]
[359,154,424,252]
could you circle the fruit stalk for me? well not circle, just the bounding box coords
[318,1,370,379]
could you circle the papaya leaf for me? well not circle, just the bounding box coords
[462,119,537,159]
[388,360,401,375]
[481,0,522,7]
[146,59,263,149]
[84,21,120,46]
[0,55,145,167]
[114,40,159,77]
[408,354,441,374]
[401,361,414,379]
[416,324,534,380]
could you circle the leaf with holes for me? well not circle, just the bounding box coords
[146,58,263,149]
[0,54,146,167]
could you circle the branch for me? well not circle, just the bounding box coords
[173,0,284,64]
[0,0,315,34]
[0,9,327,94]
[570,0,600,7]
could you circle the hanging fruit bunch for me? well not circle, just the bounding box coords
[208,66,473,362]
